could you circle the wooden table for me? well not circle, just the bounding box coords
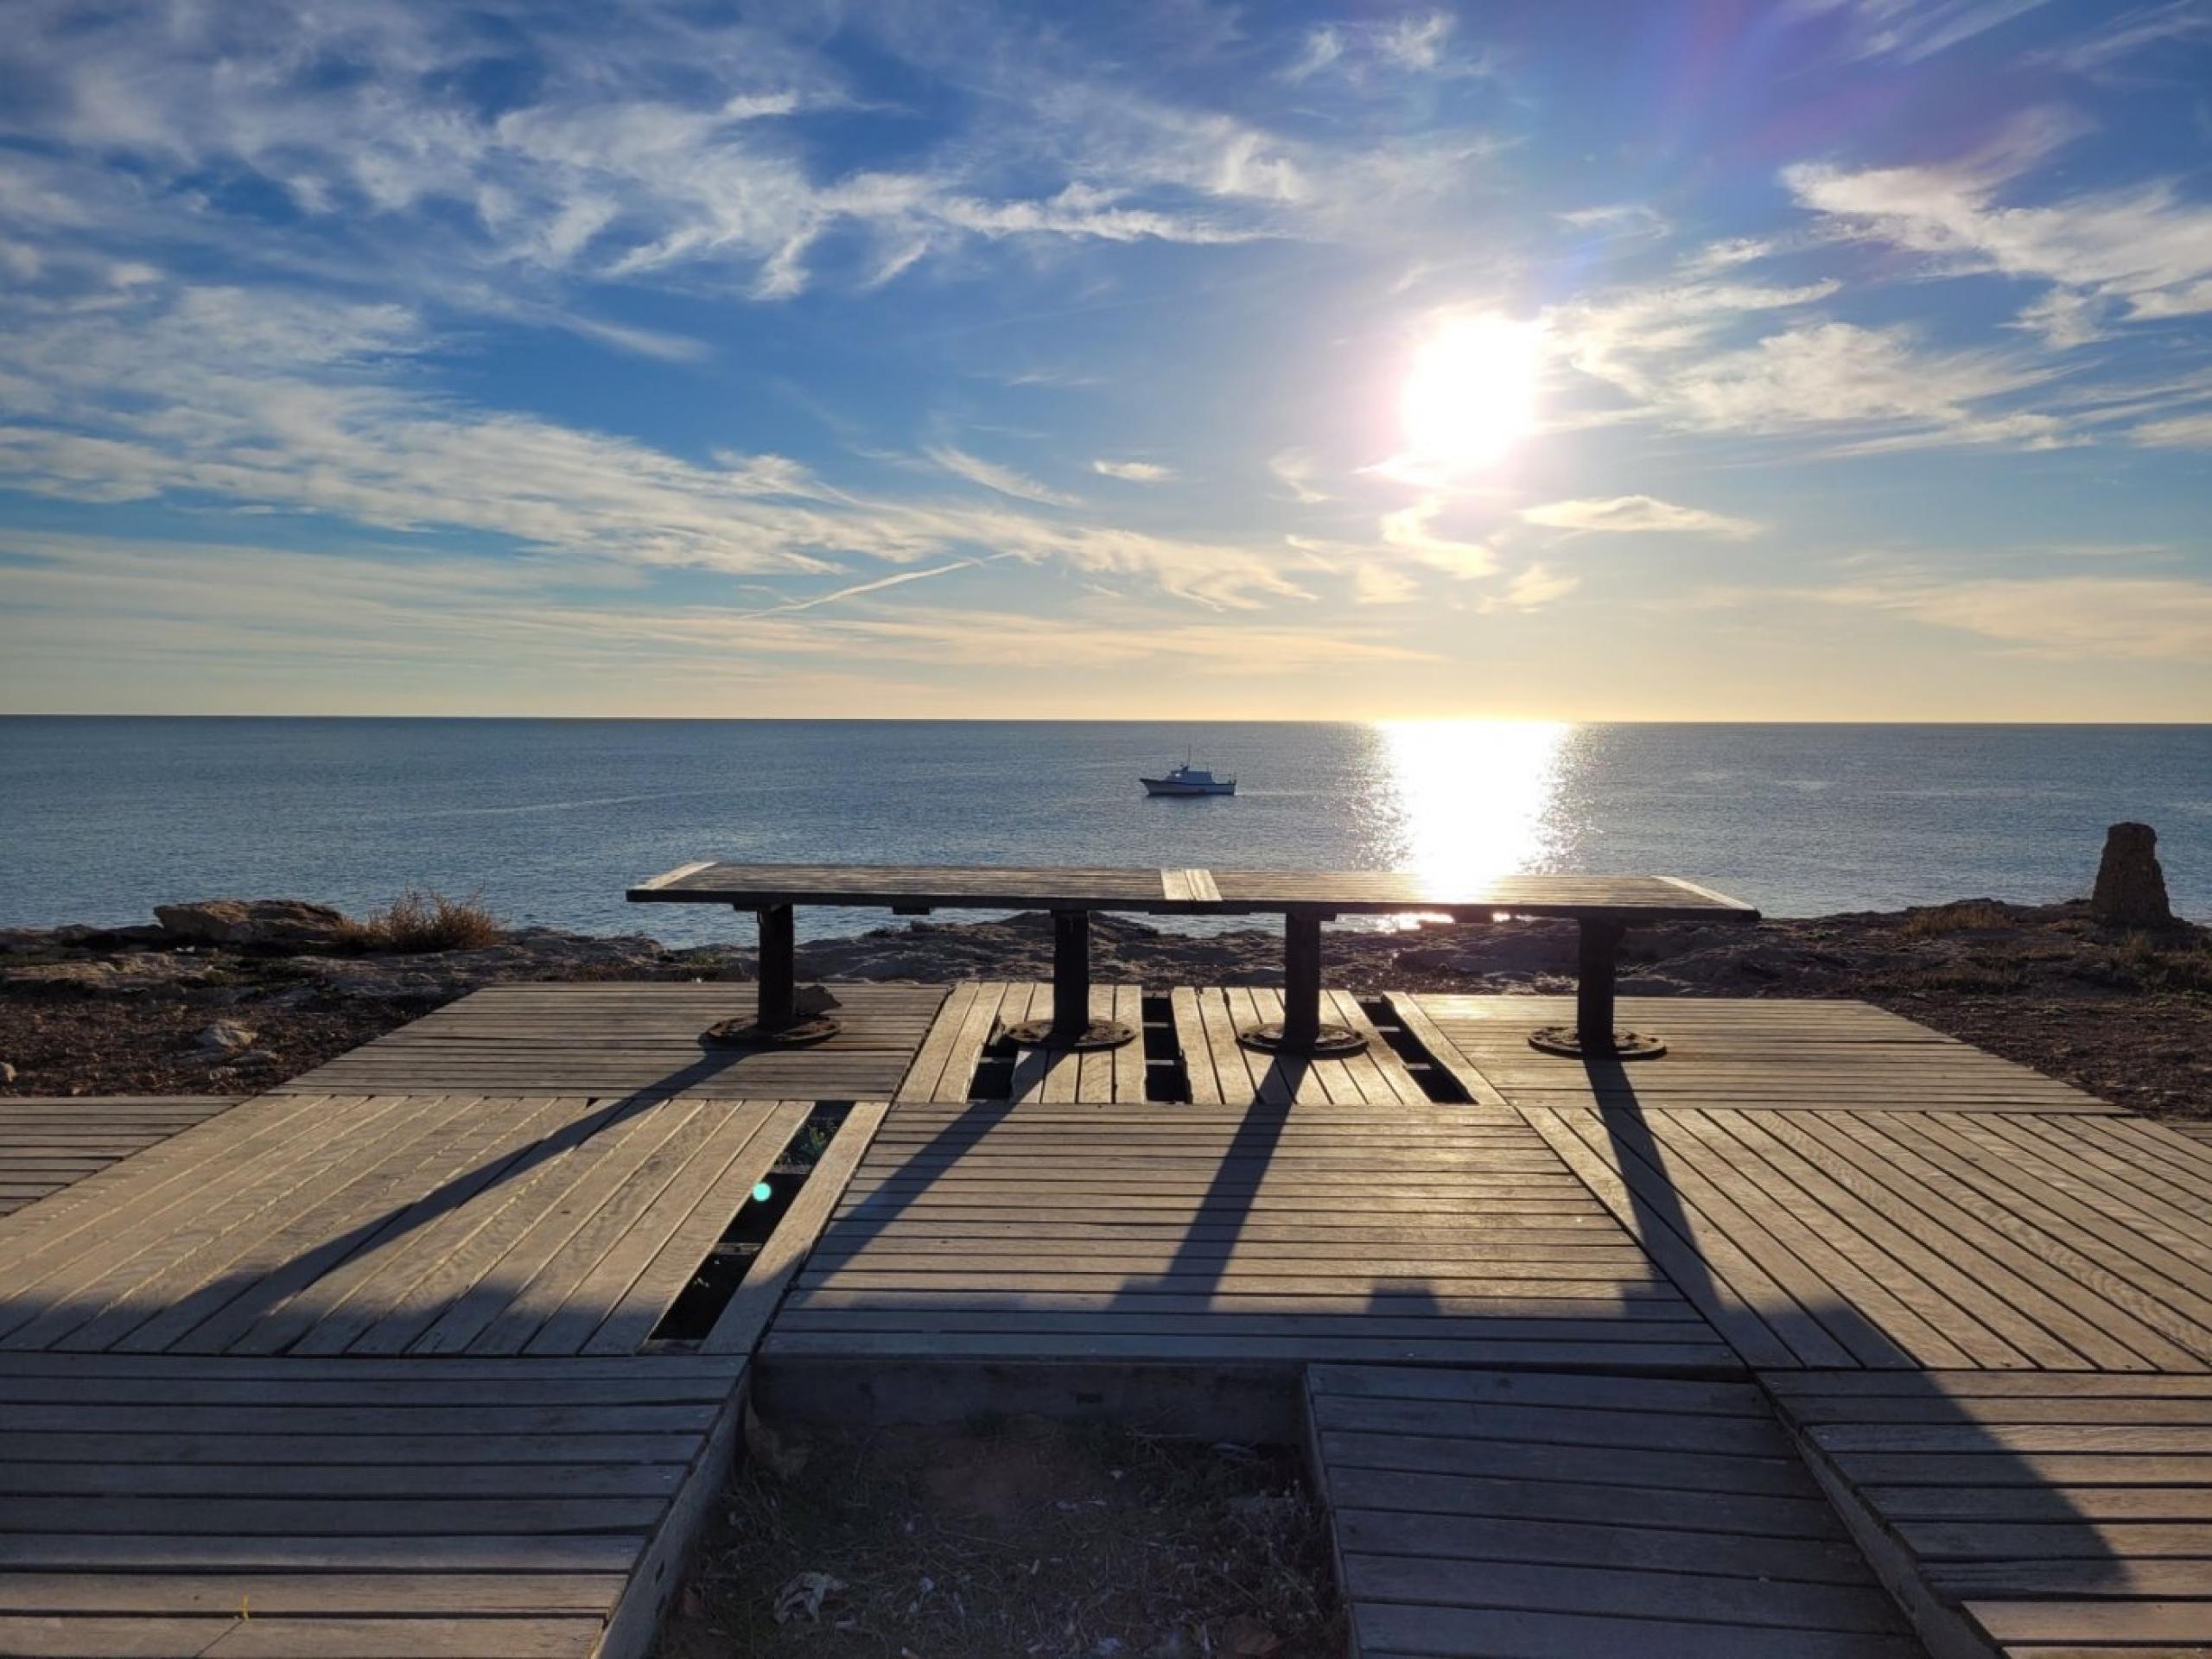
[628,863,1758,1058]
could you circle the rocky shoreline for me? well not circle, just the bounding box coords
[3,893,2207,1117]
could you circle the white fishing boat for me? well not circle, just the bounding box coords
[1141,756,1236,797]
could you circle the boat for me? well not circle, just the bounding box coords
[1141,755,1236,797]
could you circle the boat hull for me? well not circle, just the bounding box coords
[1141,779,1236,796]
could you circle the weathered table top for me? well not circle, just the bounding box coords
[630,861,1759,922]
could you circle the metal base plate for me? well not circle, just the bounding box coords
[1237,1021,1370,1058]
[1002,1017,1138,1051]
[1528,1026,1668,1061]
[701,1014,842,1050]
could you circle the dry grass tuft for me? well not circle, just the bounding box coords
[335,889,502,954]
[1898,900,2015,938]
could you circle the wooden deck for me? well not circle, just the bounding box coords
[0,1351,745,1659]
[273,982,944,1099]
[1775,1371,2212,1658]
[761,1096,1736,1374]
[1173,987,1427,1106]
[895,982,1155,1103]
[5,982,2210,1656]
[0,1098,242,1218]
[1309,1364,1924,1658]
[0,1091,826,1357]
[1397,994,2118,1112]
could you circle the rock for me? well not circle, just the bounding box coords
[195,1020,257,1053]
[0,1061,15,1084]
[2091,823,2175,929]
[3,955,219,994]
[285,929,667,1001]
[156,899,351,950]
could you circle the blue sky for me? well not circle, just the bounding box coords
[1,0,2209,717]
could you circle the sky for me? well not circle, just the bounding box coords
[1,0,2209,720]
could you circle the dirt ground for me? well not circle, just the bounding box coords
[655,1414,1343,1659]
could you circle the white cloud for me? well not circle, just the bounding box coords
[0,281,1315,609]
[0,533,1422,692]
[1268,448,1330,504]
[1786,147,2212,340]
[2039,2,2212,75]
[1379,499,1497,578]
[1792,0,2056,62]
[2129,411,2212,448]
[1378,12,1459,70]
[1656,321,2064,448]
[927,445,1079,506]
[1505,563,1580,608]
[1521,496,1763,538]
[1352,563,1420,605]
[1092,459,1176,483]
[0,0,1486,321]
[1814,575,2212,660]
[1281,10,1492,84]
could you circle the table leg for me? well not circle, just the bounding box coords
[1238,912,1366,1056]
[1004,909,1135,1050]
[757,904,797,1030]
[701,902,842,1048]
[1528,918,1667,1059]
[1577,918,1621,1052]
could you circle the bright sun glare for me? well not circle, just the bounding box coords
[1401,315,1544,468]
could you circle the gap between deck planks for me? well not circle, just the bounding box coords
[894,982,1429,1105]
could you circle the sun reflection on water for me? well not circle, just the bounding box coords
[1375,720,1578,919]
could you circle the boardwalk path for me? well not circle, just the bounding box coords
[3,985,2208,1656]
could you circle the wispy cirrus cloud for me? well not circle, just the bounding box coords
[925,445,1080,507]
[0,280,1317,609]
[1091,459,1176,483]
[1521,496,1763,538]
[1378,499,1498,579]
[2037,1,2212,76]
[1789,0,2056,63]
[1786,130,2212,345]
[1283,10,1495,85]
[1812,574,2212,659]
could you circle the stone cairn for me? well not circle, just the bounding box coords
[2090,822,2174,929]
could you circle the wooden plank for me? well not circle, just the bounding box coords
[889,980,980,1105]
[1169,987,1220,1104]
[1311,1364,1921,1659]
[701,1102,887,1356]
[579,1101,811,1356]
[1520,1105,1811,1370]
[523,1102,800,1357]
[154,1095,595,1357]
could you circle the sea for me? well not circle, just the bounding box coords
[2,719,2206,945]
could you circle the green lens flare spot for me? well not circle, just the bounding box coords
[752,1181,774,1204]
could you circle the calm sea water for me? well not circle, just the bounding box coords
[2,720,2206,944]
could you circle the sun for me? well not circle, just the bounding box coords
[1401,314,1545,468]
